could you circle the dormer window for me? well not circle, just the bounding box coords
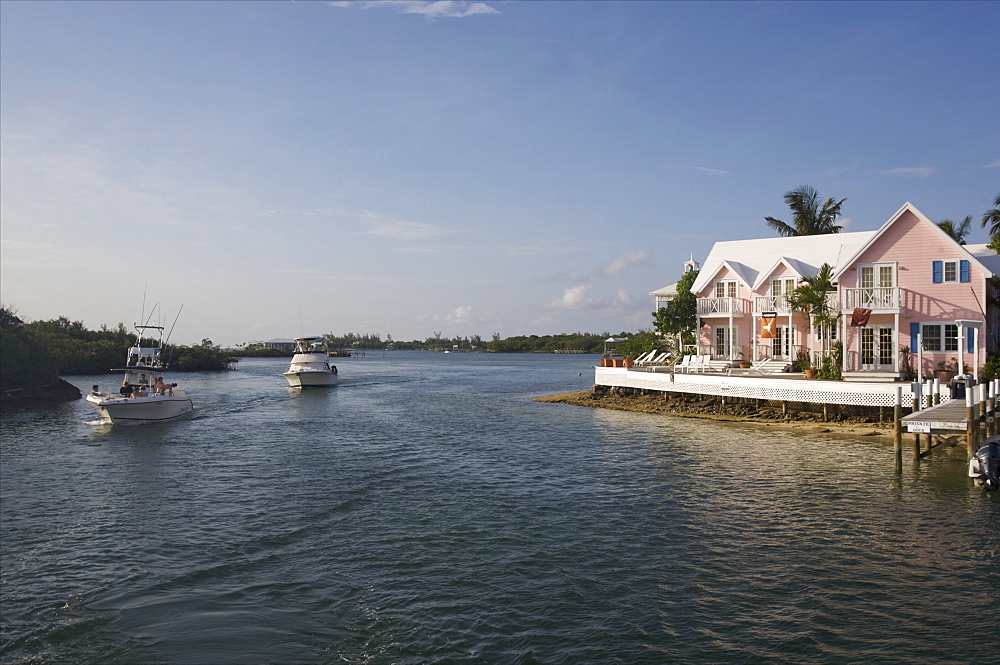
[715,280,736,298]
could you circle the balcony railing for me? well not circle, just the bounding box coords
[841,287,901,312]
[752,295,793,315]
[696,297,746,317]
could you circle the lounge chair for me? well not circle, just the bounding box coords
[634,350,657,365]
[675,355,693,372]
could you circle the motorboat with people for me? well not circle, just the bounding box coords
[86,324,193,424]
[968,436,1000,491]
[283,337,339,388]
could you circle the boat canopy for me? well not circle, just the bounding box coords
[127,346,164,367]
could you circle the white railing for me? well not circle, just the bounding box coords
[753,295,793,314]
[842,287,901,311]
[696,297,746,317]
[595,366,923,407]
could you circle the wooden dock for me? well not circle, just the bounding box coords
[898,380,998,470]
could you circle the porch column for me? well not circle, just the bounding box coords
[729,310,734,362]
[894,312,899,372]
[958,322,965,378]
[917,332,923,382]
[842,311,849,373]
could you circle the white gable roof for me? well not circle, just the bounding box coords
[965,244,1000,276]
[692,230,875,294]
[831,202,997,282]
[650,283,677,297]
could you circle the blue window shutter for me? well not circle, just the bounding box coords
[960,260,970,283]
[932,261,943,283]
[967,327,974,354]
[910,322,920,349]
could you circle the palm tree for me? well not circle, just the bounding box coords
[765,186,846,237]
[787,263,839,360]
[982,194,1000,250]
[937,216,973,245]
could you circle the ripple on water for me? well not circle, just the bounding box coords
[2,355,998,664]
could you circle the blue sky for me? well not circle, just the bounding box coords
[2,0,998,346]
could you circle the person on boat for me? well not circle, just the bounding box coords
[120,381,133,396]
[91,385,100,396]
[131,384,145,398]
[153,378,176,396]
[138,373,149,386]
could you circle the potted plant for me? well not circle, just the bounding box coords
[792,350,811,373]
[936,359,957,383]
[736,350,750,368]
[804,367,817,379]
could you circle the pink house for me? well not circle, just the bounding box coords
[690,202,1000,378]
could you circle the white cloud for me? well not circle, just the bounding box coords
[598,250,652,277]
[877,167,936,177]
[329,1,500,19]
[611,289,633,307]
[447,305,473,324]
[691,166,728,175]
[986,159,1000,168]
[550,284,598,310]
[362,210,447,240]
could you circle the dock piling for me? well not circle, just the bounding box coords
[894,387,903,473]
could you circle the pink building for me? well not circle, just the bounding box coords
[690,203,1000,378]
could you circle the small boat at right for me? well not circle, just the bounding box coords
[283,337,339,388]
[968,436,1000,491]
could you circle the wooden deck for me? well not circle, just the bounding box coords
[901,399,969,433]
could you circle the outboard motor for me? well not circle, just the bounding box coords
[968,436,1000,491]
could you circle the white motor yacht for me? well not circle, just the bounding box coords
[86,325,193,424]
[283,337,339,388]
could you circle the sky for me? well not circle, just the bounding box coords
[2,1,998,347]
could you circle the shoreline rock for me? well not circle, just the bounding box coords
[537,390,895,444]
[1,378,82,408]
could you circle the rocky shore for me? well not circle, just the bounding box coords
[537,390,895,444]
[1,378,82,408]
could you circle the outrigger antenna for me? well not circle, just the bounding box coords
[164,305,184,347]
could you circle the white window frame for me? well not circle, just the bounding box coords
[715,280,737,299]
[941,259,959,284]
[859,262,895,288]
[920,323,958,352]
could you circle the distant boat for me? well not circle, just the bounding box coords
[283,337,338,388]
[86,324,193,424]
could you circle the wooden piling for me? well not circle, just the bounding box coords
[894,387,903,473]
[966,385,977,458]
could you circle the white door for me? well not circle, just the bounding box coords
[771,325,793,360]
[714,326,732,359]
[860,325,895,371]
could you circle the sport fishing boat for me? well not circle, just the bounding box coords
[85,324,193,424]
[283,337,339,388]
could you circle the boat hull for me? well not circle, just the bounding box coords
[283,371,338,388]
[86,393,194,424]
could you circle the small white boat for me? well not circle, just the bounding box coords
[283,337,338,388]
[86,325,193,424]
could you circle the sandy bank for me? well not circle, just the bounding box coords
[537,391,896,444]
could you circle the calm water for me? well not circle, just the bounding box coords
[2,352,997,665]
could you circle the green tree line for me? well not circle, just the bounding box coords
[1,307,237,388]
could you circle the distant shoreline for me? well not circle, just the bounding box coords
[537,390,896,444]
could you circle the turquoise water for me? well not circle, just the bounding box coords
[2,352,997,664]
